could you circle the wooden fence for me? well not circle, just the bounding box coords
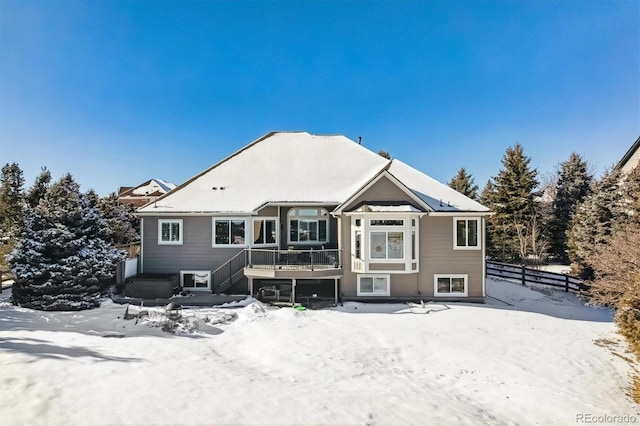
[486,260,588,293]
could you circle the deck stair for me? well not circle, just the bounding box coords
[212,251,246,294]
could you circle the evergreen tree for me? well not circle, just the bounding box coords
[483,144,539,261]
[26,167,52,208]
[97,193,140,246]
[0,163,25,236]
[567,167,634,275]
[448,167,479,200]
[8,174,126,310]
[378,150,391,160]
[547,153,593,262]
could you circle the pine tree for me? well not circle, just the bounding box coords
[448,167,479,200]
[26,167,52,208]
[547,153,593,262]
[0,163,25,236]
[567,167,629,275]
[484,144,539,261]
[8,174,126,310]
[97,192,140,246]
[378,150,391,160]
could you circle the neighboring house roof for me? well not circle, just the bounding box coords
[137,131,489,215]
[617,135,640,175]
[119,179,177,198]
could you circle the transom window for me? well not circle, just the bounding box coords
[253,218,277,245]
[370,231,404,259]
[454,218,480,250]
[370,219,403,226]
[158,219,183,245]
[288,208,329,244]
[357,275,390,296]
[434,274,468,296]
[213,219,246,246]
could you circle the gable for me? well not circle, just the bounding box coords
[341,175,424,212]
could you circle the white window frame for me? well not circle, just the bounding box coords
[434,274,468,297]
[252,217,279,247]
[180,270,211,291]
[369,230,405,261]
[357,274,390,296]
[158,219,183,245]
[453,217,481,250]
[287,207,329,245]
[212,218,248,247]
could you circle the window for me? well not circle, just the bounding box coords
[288,208,329,244]
[158,219,183,245]
[213,219,246,246]
[357,275,390,296]
[434,274,468,296]
[370,231,404,259]
[355,230,362,259]
[253,219,277,245]
[454,218,480,250]
[370,219,403,226]
[181,270,211,290]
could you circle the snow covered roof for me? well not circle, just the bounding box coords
[139,132,389,214]
[120,179,176,198]
[387,160,490,213]
[359,204,423,213]
[138,132,490,215]
[132,179,176,195]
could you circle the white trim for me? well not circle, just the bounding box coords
[158,219,183,245]
[137,211,257,217]
[428,211,493,217]
[357,274,391,296]
[212,218,249,247]
[180,270,211,291]
[482,216,486,297]
[434,274,468,297]
[368,230,405,261]
[251,217,279,247]
[453,217,482,251]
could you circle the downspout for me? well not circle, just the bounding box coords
[139,217,144,275]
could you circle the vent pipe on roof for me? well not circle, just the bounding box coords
[358,136,362,145]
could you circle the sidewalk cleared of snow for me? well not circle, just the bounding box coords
[0,279,637,425]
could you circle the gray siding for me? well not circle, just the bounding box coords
[419,215,484,298]
[339,175,484,299]
[142,216,243,274]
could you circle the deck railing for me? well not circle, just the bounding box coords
[246,248,342,271]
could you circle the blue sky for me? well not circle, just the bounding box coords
[1,0,638,196]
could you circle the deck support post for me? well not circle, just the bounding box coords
[292,278,296,304]
[248,277,253,296]
[335,278,338,305]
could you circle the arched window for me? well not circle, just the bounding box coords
[288,208,329,244]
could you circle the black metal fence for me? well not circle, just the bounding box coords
[486,260,588,293]
[245,248,342,271]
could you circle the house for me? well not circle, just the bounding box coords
[118,178,177,207]
[136,132,491,304]
[617,135,640,176]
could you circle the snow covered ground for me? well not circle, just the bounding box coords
[0,279,637,425]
